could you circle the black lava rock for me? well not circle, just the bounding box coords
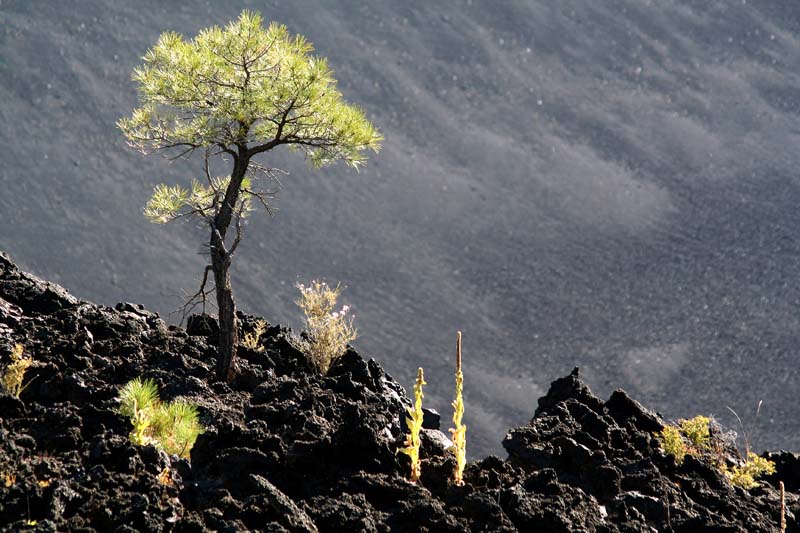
[0,253,796,532]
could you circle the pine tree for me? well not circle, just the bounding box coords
[119,11,381,382]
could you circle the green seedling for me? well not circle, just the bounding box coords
[118,378,203,457]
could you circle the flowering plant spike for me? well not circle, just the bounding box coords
[449,331,467,485]
[399,367,426,482]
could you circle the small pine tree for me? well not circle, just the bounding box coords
[119,11,381,382]
[118,378,203,457]
[118,378,160,446]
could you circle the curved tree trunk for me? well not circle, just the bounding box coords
[210,152,250,383]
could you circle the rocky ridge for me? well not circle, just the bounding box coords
[0,251,797,532]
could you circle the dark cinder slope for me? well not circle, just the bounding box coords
[2,1,800,456]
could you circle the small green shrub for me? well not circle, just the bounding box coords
[296,280,357,374]
[118,378,203,457]
[679,415,711,451]
[658,415,711,464]
[722,452,777,489]
[659,425,689,465]
[657,414,775,489]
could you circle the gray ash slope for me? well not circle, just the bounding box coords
[1,252,800,532]
[2,1,800,457]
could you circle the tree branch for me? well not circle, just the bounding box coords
[177,264,215,323]
[242,188,277,217]
[229,210,245,255]
[246,138,282,158]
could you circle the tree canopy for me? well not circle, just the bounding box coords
[119,10,382,167]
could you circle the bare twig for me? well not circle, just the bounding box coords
[727,401,763,459]
[229,202,246,255]
[242,188,276,217]
[176,264,215,324]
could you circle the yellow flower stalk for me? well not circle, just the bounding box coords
[399,367,426,482]
[449,331,467,486]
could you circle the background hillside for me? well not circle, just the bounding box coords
[2,0,800,457]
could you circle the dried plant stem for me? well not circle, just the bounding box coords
[780,481,786,532]
[449,331,466,486]
[456,331,462,372]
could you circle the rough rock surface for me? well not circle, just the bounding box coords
[0,251,797,532]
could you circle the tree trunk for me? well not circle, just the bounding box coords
[211,244,237,382]
[210,152,249,383]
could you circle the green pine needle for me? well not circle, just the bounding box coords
[117,378,203,458]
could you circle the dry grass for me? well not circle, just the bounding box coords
[157,466,173,486]
[295,280,357,374]
[241,319,267,351]
[1,344,32,399]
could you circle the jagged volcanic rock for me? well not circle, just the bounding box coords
[0,252,797,532]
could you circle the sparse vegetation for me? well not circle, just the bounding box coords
[449,331,467,486]
[659,425,689,465]
[721,452,776,489]
[118,10,381,383]
[657,416,712,465]
[678,415,712,451]
[399,367,426,483]
[657,414,775,489]
[118,378,203,457]
[242,319,268,351]
[119,377,159,446]
[295,280,357,374]
[1,344,32,399]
